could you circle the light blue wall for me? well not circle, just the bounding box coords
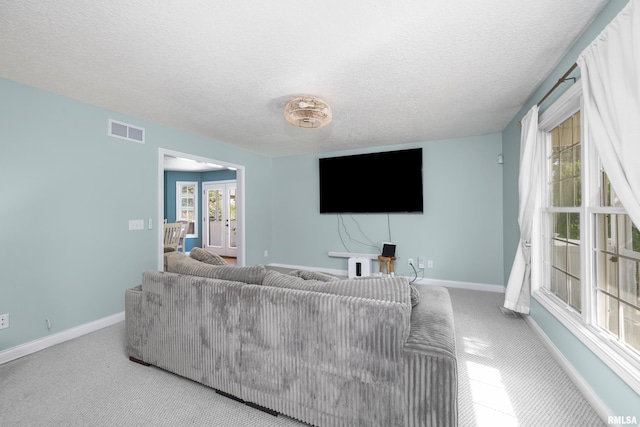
[501,0,639,417]
[0,78,272,351]
[271,135,504,285]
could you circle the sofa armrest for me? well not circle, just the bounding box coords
[403,285,458,427]
[405,285,456,358]
[125,285,144,361]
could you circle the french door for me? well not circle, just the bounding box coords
[203,181,237,257]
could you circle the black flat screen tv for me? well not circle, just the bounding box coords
[319,148,423,214]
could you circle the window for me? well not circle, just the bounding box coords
[535,83,640,393]
[545,112,582,312]
[595,176,640,354]
[176,181,198,237]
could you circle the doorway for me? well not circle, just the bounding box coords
[158,148,245,270]
[203,180,238,257]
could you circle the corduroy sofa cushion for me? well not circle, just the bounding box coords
[262,270,411,307]
[287,269,340,281]
[410,285,420,307]
[166,253,266,285]
[189,247,228,265]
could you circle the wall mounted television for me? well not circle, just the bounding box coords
[319,148,423,214]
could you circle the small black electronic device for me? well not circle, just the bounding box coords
[381,243,396,257]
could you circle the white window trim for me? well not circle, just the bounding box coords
[532,80,640,395]
[176,181,198,238]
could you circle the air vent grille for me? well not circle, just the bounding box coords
[108,119,145,143]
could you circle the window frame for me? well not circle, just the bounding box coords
[531,81,640,394]
[544,109,583,312]
[175,181,198,238]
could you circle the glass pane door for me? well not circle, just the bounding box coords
[207,188,223,248]
[229,186,237,249]
[203,181,238,257]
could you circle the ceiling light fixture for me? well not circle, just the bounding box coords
[284,96,332,129]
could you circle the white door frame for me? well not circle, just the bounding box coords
[203,180,238,257]
[158,148,245,269]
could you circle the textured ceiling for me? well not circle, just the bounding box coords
[0,0,607,157]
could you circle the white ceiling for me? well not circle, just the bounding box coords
[0,0,607,157]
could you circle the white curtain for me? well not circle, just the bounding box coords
[577,0,640,227]
[504,105,541,314]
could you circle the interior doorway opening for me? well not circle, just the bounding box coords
[158,148,245,270]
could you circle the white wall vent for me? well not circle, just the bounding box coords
[108,119,145,143]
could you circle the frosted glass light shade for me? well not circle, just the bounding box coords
[284,96,332,129]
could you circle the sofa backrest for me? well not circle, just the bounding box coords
[240,283,410,426]
[140,270,246,396]
[166,252,266,285]
[262,270,412,308]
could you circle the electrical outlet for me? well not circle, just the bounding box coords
[408,258,414,267]
[428,260,434,268]
[0,313,9,330]
[418,256,425,269]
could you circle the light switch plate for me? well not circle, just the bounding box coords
[129,219,144,230]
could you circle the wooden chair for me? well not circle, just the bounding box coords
[163,223,182,252]
[176,221,189,253]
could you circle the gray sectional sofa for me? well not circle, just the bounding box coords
[125,251,458,426]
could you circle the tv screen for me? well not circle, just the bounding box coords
[319,148,423,214]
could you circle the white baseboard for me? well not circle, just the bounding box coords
[267,263,505,293]
[412,277,505,293]
[0,312,124,365]
[523,315,614,426]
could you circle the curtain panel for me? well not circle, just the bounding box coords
[577,0,640,227]
[504,105,541,314]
